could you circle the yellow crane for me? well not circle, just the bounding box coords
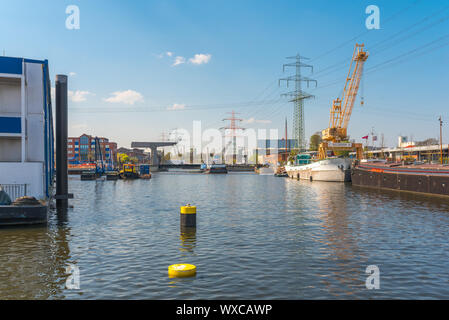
[319,43,369,160]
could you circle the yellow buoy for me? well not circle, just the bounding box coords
[168,264,197,278]
[180,205,196,214]
[180,205,196,228]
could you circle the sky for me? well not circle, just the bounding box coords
[1,0,449,149]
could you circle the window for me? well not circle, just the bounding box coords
[80,136,89,145]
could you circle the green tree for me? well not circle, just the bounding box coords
[117,153,129,164]
[309,133,322,151]
[163,152,171,161]
[288,150,298,163]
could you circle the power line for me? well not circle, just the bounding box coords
[309,0,422,63]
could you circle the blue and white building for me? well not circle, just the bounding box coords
[0,56,54,201]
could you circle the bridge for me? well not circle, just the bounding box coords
[131,141,177,168]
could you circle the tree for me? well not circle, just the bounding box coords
[309,133,322,151]
[163,152,171,161]
[288,150,298,163]
[117,153,129,164]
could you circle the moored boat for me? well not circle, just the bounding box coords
[352,160,449,196]
[285,154,352,182]
[204,163,227,174]
[120,164,140,179]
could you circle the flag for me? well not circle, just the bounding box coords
[362,135,369,139]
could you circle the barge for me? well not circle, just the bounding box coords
[351,160,449,197]
[204,163,228,174]
[0,56,55,225]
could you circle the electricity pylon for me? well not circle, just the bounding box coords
[221,111,245,164]
[279,54,317,151]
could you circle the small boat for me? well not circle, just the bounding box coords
[139,164,152,179]
[106,172,120,180]
[204,163,228,174]
[120,164,140,179]
[274,167,288,177]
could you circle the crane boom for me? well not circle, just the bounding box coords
[322,43,368,142]
[318,44,368,160]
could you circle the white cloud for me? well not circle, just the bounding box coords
[172,56,186,66]
[69,90,92,102]
[189,53,212,65]
[167,103,186,111]
[166,51,173,57]
[69,72,77,77]
[50,87,92,103]
[244,117,272,124]
[104,90,144,105]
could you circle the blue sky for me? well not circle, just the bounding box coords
[1,0,448,148]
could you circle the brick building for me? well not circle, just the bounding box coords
[68,134,117,167]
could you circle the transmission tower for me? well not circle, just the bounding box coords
[279,54,317,151]
[221,110,245,164]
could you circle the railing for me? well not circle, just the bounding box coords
[0,184,28,201]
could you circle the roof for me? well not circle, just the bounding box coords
[0,56,48,75]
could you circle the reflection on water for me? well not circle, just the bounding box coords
[0,207,72,299]
[180,227,197,254]
[0,174,448,299]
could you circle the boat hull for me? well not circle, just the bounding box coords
[285,158,352,182]
[352,163,449,197]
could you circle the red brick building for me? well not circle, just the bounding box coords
[68,134,118,166]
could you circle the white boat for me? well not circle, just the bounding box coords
[285,154,352,182]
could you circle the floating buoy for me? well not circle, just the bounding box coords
[180,204,196,229]
[168,264,197,278]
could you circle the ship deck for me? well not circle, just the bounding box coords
[357,162,449,176]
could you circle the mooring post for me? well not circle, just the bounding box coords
[55,75,72,208]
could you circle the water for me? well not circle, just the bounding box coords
[0,172,448,299]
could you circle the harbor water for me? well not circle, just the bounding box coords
[0,172,448,299]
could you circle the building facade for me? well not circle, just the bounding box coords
[0,56,54,200]
[68,134,117,167]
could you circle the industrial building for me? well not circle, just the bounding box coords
[367,144,448,163]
